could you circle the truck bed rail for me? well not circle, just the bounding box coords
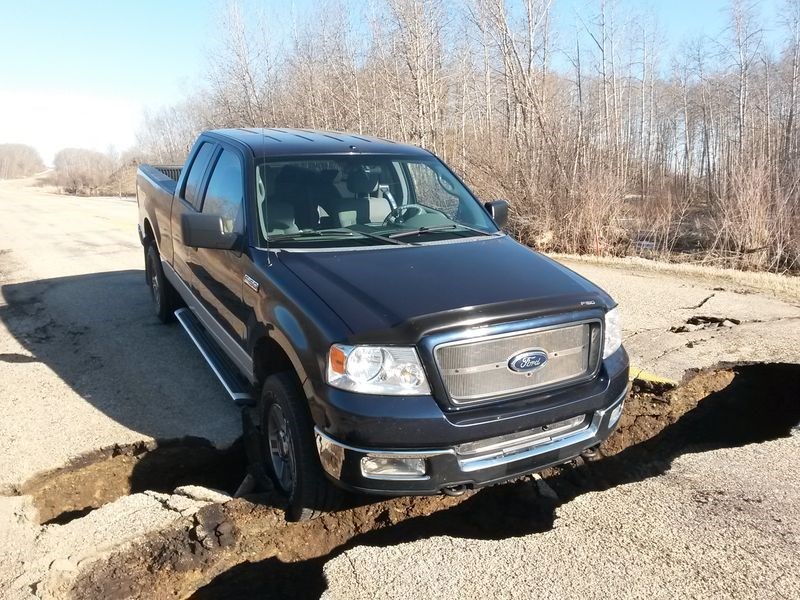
[151,165,183,181]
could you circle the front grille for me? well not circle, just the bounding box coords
[434,320,601,404]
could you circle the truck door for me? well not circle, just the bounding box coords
[171,141,216,287]
[192,147,249,344]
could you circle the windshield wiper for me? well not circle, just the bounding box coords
[388,224,493,240]
[269,229,355,241]
[270,228,407,245]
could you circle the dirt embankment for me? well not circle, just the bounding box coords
[16,362,795,600]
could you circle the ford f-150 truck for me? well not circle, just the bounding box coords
[137,128,629,520]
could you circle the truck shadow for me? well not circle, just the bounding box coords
[190,362,800,600]
[0,270,242,451]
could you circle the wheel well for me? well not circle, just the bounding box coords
[253,337,296,385]
[143,219,155,247]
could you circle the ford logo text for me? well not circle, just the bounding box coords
[508,350,549,373]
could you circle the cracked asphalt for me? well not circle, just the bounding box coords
[561,259,800,381]
[0,176,798,599]
[323,436,800,600]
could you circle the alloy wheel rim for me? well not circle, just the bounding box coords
[267,404,295,494]
[149,256,161,310]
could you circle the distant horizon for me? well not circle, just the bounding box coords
[0,0,783,162]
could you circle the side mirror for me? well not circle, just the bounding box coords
[181,213,241,251]
[484,199,510,229]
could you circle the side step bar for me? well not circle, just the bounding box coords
[174,308,254,406]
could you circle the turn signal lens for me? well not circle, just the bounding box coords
[329,345,347,374]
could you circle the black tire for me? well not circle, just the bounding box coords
[254,372,341,521]
[144,242,177,323]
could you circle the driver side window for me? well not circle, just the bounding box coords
[202,149,244,235]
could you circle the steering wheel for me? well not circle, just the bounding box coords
[383,204,426,226]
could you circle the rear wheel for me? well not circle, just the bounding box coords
[145,242,178,323]
[253,372,341,521]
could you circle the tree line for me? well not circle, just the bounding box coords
[131,0,798,273]
[0,143,139,196]
[0,144,44,179]
[52,148,140,196]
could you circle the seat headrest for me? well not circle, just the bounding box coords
[346,165,379,195]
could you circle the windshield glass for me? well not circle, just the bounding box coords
[255,155,498,248]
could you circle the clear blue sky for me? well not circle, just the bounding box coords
[0,0,783,162]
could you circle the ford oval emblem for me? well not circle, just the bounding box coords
[508,350,549,373]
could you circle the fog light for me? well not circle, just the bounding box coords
[609,401,624,427]
[360,455,427,479]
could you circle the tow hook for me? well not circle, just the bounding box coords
[580,444,602,462]
[442,484,467,497]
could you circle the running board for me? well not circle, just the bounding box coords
[174,308,254,406]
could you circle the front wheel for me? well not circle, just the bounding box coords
[256,373,341,521]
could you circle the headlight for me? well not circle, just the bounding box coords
[327,344,431,395]
[603,306,622,359]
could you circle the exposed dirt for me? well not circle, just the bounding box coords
[58,362,800,600]
[669,315,741,333]
[20,439,246,525]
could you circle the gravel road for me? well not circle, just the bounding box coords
[0,177,798,599]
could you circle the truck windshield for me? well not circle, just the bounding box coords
[255,156,499,248]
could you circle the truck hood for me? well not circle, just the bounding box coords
[277,236,613,338]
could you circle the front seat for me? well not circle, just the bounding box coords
[337,165,392,226]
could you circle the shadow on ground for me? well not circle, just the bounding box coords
[0,270,241,450]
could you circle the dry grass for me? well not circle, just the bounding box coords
[708,161,800,273]
[511,166,628,256]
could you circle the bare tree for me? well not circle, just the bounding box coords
[133,0,799,272]
[53,148,114,195]
[0,144,44,179]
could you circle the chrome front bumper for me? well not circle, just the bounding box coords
[314,387,627,495]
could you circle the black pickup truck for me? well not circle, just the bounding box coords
[137,129,629,520]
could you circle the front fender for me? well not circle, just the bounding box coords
[245,250,351,422]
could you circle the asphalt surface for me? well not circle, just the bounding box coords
[0,176,798,599]
[568,260,800,382]
[0,178,241,493]
[323,436,800,600]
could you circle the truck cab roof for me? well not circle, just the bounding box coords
[206,128,433,158]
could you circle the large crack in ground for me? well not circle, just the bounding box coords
[19,439,246,525]
[27,362,800,600]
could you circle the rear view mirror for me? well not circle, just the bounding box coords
[484,199,510,229]
[181,213,241,250]
[436,172,458,196]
